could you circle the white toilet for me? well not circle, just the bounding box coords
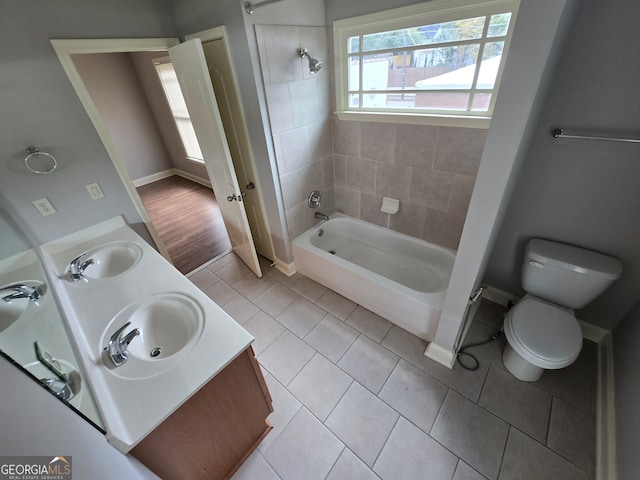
[502,239,622,382]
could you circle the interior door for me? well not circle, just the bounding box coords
[169,39,262,277]
[201,39,275,261]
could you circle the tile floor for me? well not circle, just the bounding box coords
[188,253,597,480]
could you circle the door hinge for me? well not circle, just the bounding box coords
[468,286,485,305]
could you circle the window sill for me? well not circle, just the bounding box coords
[334,111,491,129]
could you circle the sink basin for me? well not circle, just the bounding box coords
[0,282,44,333]
[78,242,142,280]
[0,296,30,333]
[101,293,204,379]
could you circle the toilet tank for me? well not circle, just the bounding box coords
[522,239,622,309]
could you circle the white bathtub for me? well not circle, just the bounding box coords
[291,214,455,341]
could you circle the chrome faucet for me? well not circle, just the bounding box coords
[104,321,140,367]
[1,283,45,303]
[314,212,330,221]
[68,253,94,281]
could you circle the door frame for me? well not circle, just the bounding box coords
[51,38,179,263]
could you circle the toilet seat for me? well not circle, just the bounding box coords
[504,295,582,370]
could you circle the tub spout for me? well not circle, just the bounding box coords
[314,212,329,221]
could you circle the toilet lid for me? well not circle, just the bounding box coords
[509,297,582,364]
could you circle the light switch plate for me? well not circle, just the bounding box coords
[86,182,104,200]
[32,197,57,216]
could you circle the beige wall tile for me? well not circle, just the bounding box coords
[394,124,437,167]
[290,78,329,128]
[335,186,360,217]
[361,122,396,162]
[434,127,487,175]
[280,169,302,209]
[309,119,332,161]
[333,115,361,157]
[422,208,465,250]
[389,201,426,239]
[280,126,311,173]
[265,83,293,134]
[262,25,302,84]
[361,192,388,227]
[375,162,412,202]
[299,161,326,201]
[333,154,347,186]
[448,174,476,218]
[409,168,455,211]
[347,156,376,193]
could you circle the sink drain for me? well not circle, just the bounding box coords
[150,347,162,358]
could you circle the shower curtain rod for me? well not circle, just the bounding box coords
[551,128,640,144]
[244,0,285,14]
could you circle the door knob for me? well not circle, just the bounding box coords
[246,182,255,190]
[227,194,237,202]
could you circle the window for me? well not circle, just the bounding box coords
[334,0,519,127]
[154,58,204,162]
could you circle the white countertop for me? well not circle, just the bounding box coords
[40,217,254,452]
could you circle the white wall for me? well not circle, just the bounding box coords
[613,299,640,477]
[73,53,174,182]
[484,0,640,330]
[0,0,176,244]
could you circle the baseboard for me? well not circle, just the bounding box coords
[274,259,297,277]
[132,169,175,187]
[425,342,456,369]
[579,320,610,343]
[174,169,212,189]
[596,333,616,480]
[481,285,521,307]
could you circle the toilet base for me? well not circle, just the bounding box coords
[503,343,544,382]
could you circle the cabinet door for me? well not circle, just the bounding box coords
[131,347,272,480]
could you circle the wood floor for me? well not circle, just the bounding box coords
[137,175,231,275]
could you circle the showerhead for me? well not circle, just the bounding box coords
[299,47,323,74]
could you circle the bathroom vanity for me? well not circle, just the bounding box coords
[39,217,272,479]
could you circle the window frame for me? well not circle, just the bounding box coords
[153,56,205,163]
[333,0,520,128]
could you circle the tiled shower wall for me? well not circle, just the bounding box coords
[256,24,487,250]
[256,25,334,242]
[333,119,487,249]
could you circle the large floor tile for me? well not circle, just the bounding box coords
[379,360,447,433]
[288,353,353,421]
[345,306,393,342]
[498,428,590,480]
[381,325,429,369]
[243,311,285,355]
[215,257,254,284]
[425,355,490,402]
[203,279,239,306]
[535,363,597,415]
[547,397,595,473]
[188,267,220,291]
[338,335,399,394]
[290,275,328,302]
[479,366,552,443]
[326,448,380,480]
[325,382,399,467]
[454,461,488,480]
[374,417,458,480]
[315,289,357,320]
[231,449,280,480]
[431,390,509,480]
[304,314,359,363]
[258,374,302,453]
[254,283,300,317]
[264,408,344,480]
[233,273,275,300]
[462,320,508,368]
[259,330,316,385]
[221,294,260,325]
[276,297,326,338]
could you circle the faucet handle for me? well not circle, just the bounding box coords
[109,321,132,344]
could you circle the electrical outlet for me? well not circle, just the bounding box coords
[32,197,57,216]
[85,182,104,200]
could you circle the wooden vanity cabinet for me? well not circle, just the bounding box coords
[130,346,272,480]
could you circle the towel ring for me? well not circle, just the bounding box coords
[24,147,57,174]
